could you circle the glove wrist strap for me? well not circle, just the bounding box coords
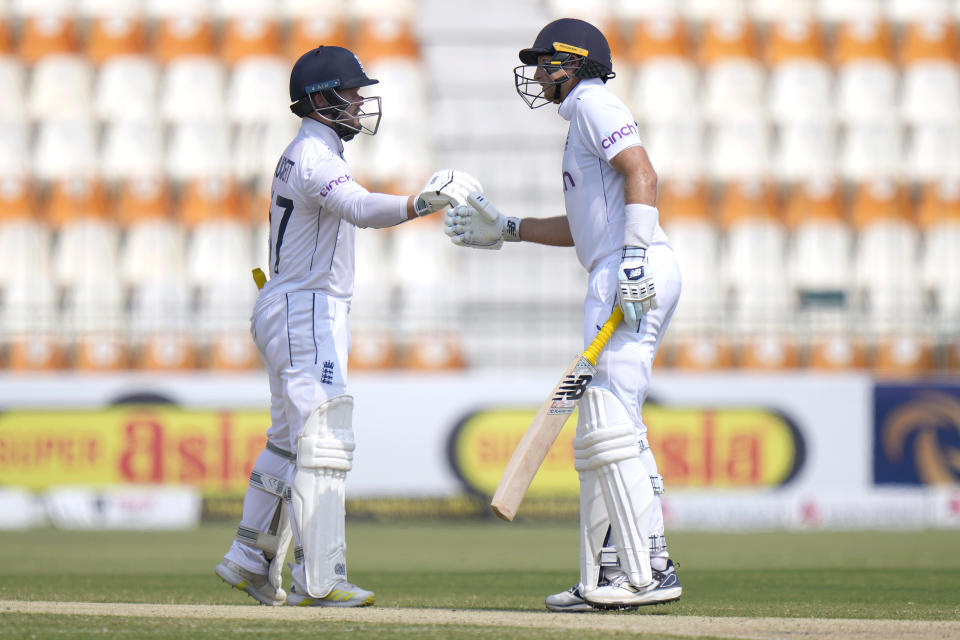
[622,245,646,260]
[503,217,522,242]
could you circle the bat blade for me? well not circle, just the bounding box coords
[490,355,596,521]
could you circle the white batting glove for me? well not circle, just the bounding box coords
[444,192,521,250]
[617,246,658,329]
[413,169,483,217]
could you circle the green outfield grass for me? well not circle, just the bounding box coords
[0,522,958,638]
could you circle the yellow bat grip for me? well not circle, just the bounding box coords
[582,307,623,366]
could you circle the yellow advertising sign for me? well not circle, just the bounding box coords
[450,405,803,497]
[0,407,269,491]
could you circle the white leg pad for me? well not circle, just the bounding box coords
[291,394,355,598]
[236,467,293,592]
[574,387,654,590]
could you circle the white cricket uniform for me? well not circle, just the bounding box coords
[225,117,407,579]
[255,117,407,452]
[557,78,682,557]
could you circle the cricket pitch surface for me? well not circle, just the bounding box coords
[3,600,959,640]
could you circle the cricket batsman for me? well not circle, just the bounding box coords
[214,44,481,607]
[445,18,683,611]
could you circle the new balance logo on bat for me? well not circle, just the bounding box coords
[553,374,592,402]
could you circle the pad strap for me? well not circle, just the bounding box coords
[266,441,296,461]
[650,474,664,495]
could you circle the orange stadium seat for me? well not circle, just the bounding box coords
[833,20,896,124]
[656,180,730,369]
[718,181,798,369]
[899,21,960,125]
[348,333,399,370]
[402,334,468,371]
[0,19,25,122]
[0,176,63,370]
[628,18,699,125]
[851,180,930,374]
[698,19,764,125]
[18,15,79,66]
[766,19,832,125]
[89,16,159,124]
[47,177,127,370]
[285,16,350,62]
[351,16,429,195]
[156,16,224,124]
[784,179,862,370]
[181,177,258,369]
[918,180,960,330]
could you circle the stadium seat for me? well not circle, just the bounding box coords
[772,122,836,183]
[718,180,797,368]
[214,0,274,19]
[181,177,258,369]
[48,177,127,370]
[0,175,62,370]
[155,16,224,124]
[100,121,165,183]
[698,19,765,125]
[628,18,699,125]
[89,16,159,124]
[684,0,747,22]
[657,180,718,334]
[705,121,769,181]
[166,121,231,183]
[905,122,960,183]
[222,17,288,124]
[18,14,79,66]
[815,0,883,23]
[918,180,960,328]
[766,19,833,126]
[0,120,29,178]
[33,118,98,183]
[899,21,960,126]
[612,0,678,21]
[852,180,927,376]
[401,333,468,371]
[643,120,704,182]
[0,21,26,122]
[748,0,812,23]
[833,20,897,125]
[24,15,92,123]
[839,119,903,182]
[887,0,952,23]
[348,333,399,371]
[352,16,430,194]
[785,178,861,370]
[284,15,350,61]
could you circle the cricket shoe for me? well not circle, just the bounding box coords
[286,581,375,607]
[585,560,682,609]
[214,559,286,606]
[545,585,594,613]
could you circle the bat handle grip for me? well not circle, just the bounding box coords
[582,307,623,366]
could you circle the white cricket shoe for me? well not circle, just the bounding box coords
[585,560,682,609]
[215,559,286,606]
[545,584,594,613]
[286,581,375,607]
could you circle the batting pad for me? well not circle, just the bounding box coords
[291,394,355,598]
[574,387,654,590]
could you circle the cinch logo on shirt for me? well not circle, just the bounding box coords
[319,174,353,197]
[601,123,639,149]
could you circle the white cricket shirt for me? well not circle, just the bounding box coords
[256,118,406,309]
[558,78,668,272]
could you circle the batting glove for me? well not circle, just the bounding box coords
[414,169,483,217]
[444,192,521,250]
[617,246,658,329]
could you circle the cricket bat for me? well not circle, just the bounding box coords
[490,306,623,521]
